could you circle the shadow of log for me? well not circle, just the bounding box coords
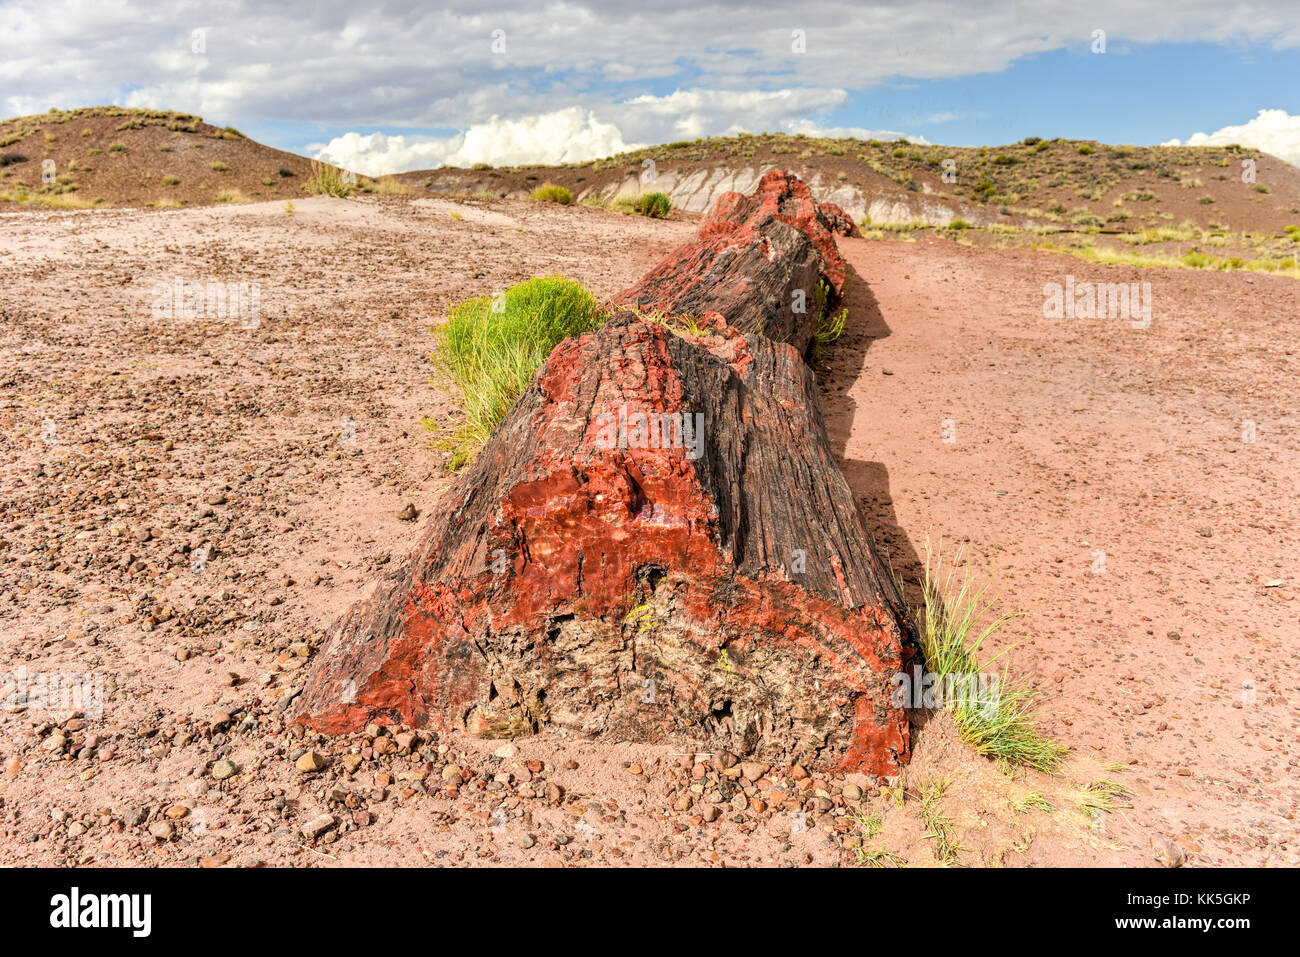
[817,260,926,614]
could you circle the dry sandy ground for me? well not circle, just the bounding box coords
[0,196,1295,868]
[829,236,1299,866]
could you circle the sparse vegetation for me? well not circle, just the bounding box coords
[633,191,671,218]
[371,175,415,195]
[529,182,573,204]
[917,778,963,864]
[913,540,1068,772]
[302,160,354,197]
[811,279,846,358]
[1013,791,1056,814]
[1076,778,1133,823]
[430,276,603,467]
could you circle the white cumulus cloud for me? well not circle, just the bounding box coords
[615,88,851,140]
[1162,109,1300,166]
[310,108,644,175]
[785,119,929,144]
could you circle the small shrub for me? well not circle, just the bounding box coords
[1077,144,1095,155]
[162,175,180,185]
[633,192,671,218]
[209,161,229,172]
[948,218,971,229]
[430,276,602,467]
[278,167,295,178]
[530,183,572,204]
[108,142,128,152]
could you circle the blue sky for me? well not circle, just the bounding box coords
[828,44,1298,148]
[2,1,1298,173]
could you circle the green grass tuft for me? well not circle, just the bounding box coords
[810,279,847,358]
[431,276,603,467]
[303,160,354,197]
[1012,791,1056,814]
[914,539,1068,773]
[529,182,573,204]
[634,191,672,218]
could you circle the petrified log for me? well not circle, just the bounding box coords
[296,314,911,774]
[611,170,857,355]
[818,201,864,239]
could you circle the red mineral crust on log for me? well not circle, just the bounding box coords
[611,170,859,355]
[818,201,864,239]
[296,315,911,774]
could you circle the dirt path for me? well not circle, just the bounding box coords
[823,236,1299,866]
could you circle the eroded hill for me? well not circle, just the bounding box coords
[0,106,315,210]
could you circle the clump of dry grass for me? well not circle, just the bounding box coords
[303,160,354,197]
[370,175,415,195]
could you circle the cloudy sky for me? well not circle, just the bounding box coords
[2,0,1298,175]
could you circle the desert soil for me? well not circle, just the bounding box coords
[0,196,1295,867]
